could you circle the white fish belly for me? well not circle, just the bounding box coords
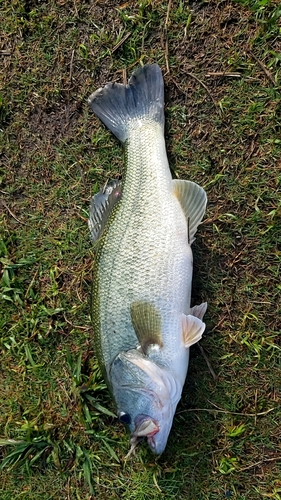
[96,122,193,378]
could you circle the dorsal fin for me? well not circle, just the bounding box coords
[130,301,163,354]
[88,179,122,243]
[172,179,207,244]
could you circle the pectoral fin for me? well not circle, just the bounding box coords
[182,314,206,348]
[88,179,122,242]
[172,179,207,244]
[130,301,163,354]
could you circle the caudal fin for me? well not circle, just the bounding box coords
[88,64,164,143]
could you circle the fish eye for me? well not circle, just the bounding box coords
[119,412,131,425]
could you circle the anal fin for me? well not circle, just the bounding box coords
[172,179,207,244]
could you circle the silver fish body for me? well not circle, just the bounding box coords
[88,64,207,454]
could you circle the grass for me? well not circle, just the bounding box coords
[1,0,280,498]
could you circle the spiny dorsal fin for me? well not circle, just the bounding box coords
[130,301,163,354]
[172,179,207,244]
[88,179,122,243]
[182,314,206,348]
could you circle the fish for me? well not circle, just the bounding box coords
[87,64,207,455]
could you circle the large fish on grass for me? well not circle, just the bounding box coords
[88,64,207,455]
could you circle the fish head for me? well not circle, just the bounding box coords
[109,349,182,454]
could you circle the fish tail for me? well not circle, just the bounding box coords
[88,64,164,143]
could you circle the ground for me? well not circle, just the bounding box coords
[0,0,280,499]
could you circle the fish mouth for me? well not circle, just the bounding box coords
[125,416,159,458]
[133,417,159,438]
